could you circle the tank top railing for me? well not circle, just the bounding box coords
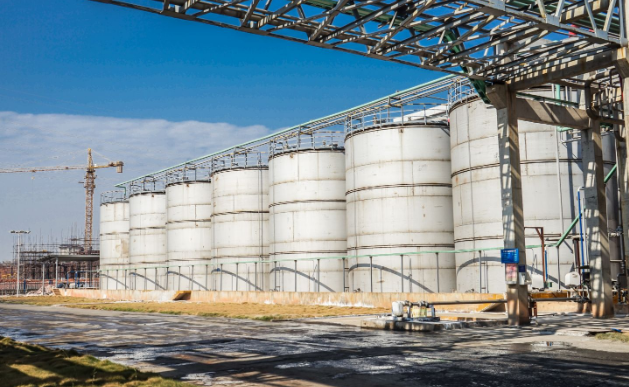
[100,190,127,204]
[269,130,344,156]
[165,165,211,185]
[345,103,449,134]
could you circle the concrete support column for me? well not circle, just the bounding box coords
[489,84,530,326]
[617,140,629,278]
[581,119,614,317]
[615,50,629,281]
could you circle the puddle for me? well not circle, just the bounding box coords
[530,341,571,347]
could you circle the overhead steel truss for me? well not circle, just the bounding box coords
[93,0,625,86]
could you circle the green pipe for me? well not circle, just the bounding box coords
[553,163,617,247]
[115,73,458,187]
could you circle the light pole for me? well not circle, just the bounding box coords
[10,230,30,295]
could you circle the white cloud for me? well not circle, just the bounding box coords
[0,111,273,261]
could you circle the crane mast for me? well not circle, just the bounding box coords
[84,149,96,253]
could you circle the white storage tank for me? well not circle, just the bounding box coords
[99,199,129,290]
[345,123,456,293]
[211,167,269,291]
[269,147,346,292]
[449,95,619,293]
[129,191,167,290]
[166,180,212,290]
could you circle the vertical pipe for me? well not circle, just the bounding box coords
[191,265,194,291]
[577,189,586,273]
[124,269,127,290]
[220,264,223,291]
[436,253,440,293]
[342,258,346,292]
[205,265,208,291]
[255,262,258,291]
[236,263,239,291]
[155,267,158,290]
[294,260,297,292]
[553,85,566,252]
[557,246,562,290]
[479,251,483,293]
[369,256,373,293]
[317,259,320,293]
[409,257,412,292]
[400,255,404,293]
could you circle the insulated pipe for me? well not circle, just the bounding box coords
[578,188,586,273]
[426,299,507,306]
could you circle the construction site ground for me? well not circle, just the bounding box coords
[1,301,628,386]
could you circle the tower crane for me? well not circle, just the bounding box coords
[0,149,124,253]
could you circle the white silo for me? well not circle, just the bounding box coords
[269,143,346,292]
[449,94,619,293]
[345,123,456,293]
[166,180,212,290]
[211,167,269,291]
[129,191,167,290]
[99,199,129,290]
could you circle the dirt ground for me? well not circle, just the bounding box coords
[0,296,388,320]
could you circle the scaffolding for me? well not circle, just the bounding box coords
[0,234,100,295]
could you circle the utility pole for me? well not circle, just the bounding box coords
[11,230,30,295]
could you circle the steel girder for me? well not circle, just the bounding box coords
[92,0,625,84]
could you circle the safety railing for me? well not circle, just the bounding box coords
[345,103,449,135]
[269,130,344,156]
[100,190,127,204]
[165,165,212,185]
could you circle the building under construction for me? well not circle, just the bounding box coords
[0,234,100,295]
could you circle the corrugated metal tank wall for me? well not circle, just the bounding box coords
[99,201,129,290]
[450,96,619,293]
[166,181,212,290]
[269,149,346,292]
[129,192,167,290]
[345,124,457,293]
[212,167,269,291]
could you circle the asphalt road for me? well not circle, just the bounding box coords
[1,303,629,386]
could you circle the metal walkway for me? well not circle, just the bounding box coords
[92,0,625,86]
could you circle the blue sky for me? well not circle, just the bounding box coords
[0,0,438,261]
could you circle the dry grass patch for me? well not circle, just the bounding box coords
[69,301,388,320]
[0,336,194,387]
[2,296,387,320]
[596,332,629,343]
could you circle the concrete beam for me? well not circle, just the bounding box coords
[509,50,614,91]
[582,119,614,318]
[516,98,590,129]
[488,84,530,326]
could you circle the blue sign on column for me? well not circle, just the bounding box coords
[500,248,519,264]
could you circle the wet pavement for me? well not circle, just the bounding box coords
[1,303,629,386]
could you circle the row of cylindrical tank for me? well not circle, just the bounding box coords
[100,95,620,293]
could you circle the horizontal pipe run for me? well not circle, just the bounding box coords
[532,297,583,303]
[427,300,506,306]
